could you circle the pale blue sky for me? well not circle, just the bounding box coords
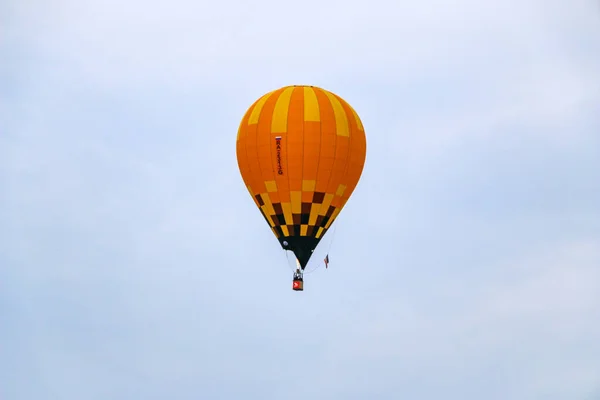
[2,1,600,399]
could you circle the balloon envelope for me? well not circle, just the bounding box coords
[236,85,366,268]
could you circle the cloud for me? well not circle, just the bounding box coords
[311,239,600,399]
[6,0,599,90]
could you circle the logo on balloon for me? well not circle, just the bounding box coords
[275,136,283,175]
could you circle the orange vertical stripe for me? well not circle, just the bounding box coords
[256,88,282,203]
[236,105,253,190]
[330,98,357,208]
[313,88,336,194]
[302,87,321,183]
[244,123,264,194]
[287,87,304,192]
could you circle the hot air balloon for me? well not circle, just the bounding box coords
[236,85,367,290]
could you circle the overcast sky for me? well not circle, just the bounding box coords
[2,0,600,399]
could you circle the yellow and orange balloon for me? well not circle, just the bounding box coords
[236,85,367,269]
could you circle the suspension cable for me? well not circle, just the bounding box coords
[282,221,339,275]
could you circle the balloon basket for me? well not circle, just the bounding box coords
[292,279,304,291]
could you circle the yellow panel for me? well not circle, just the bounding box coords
[281,225,290,236]
[348,104,364,131]
[325,208,340,229]
[300,225,308,235]
[316,227,324,238]
[319,194,334,214]
[290,191,301,213]
[271,87,295,133]
[308,203,321,225]
[303,87,320,122]
[323,91,349,137]
[336,184,347,196]
[302,180,316,191]
[236,125,242,141]
[249,90,275,125]
[261,193,275,216]
[260,206,276,227]
[265,180,277,192]
[282,202,293,225]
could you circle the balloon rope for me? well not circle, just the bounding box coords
[302,221,338,275]
[282,221,338,275]
[285,250,295,271]
[326,221,338,254]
